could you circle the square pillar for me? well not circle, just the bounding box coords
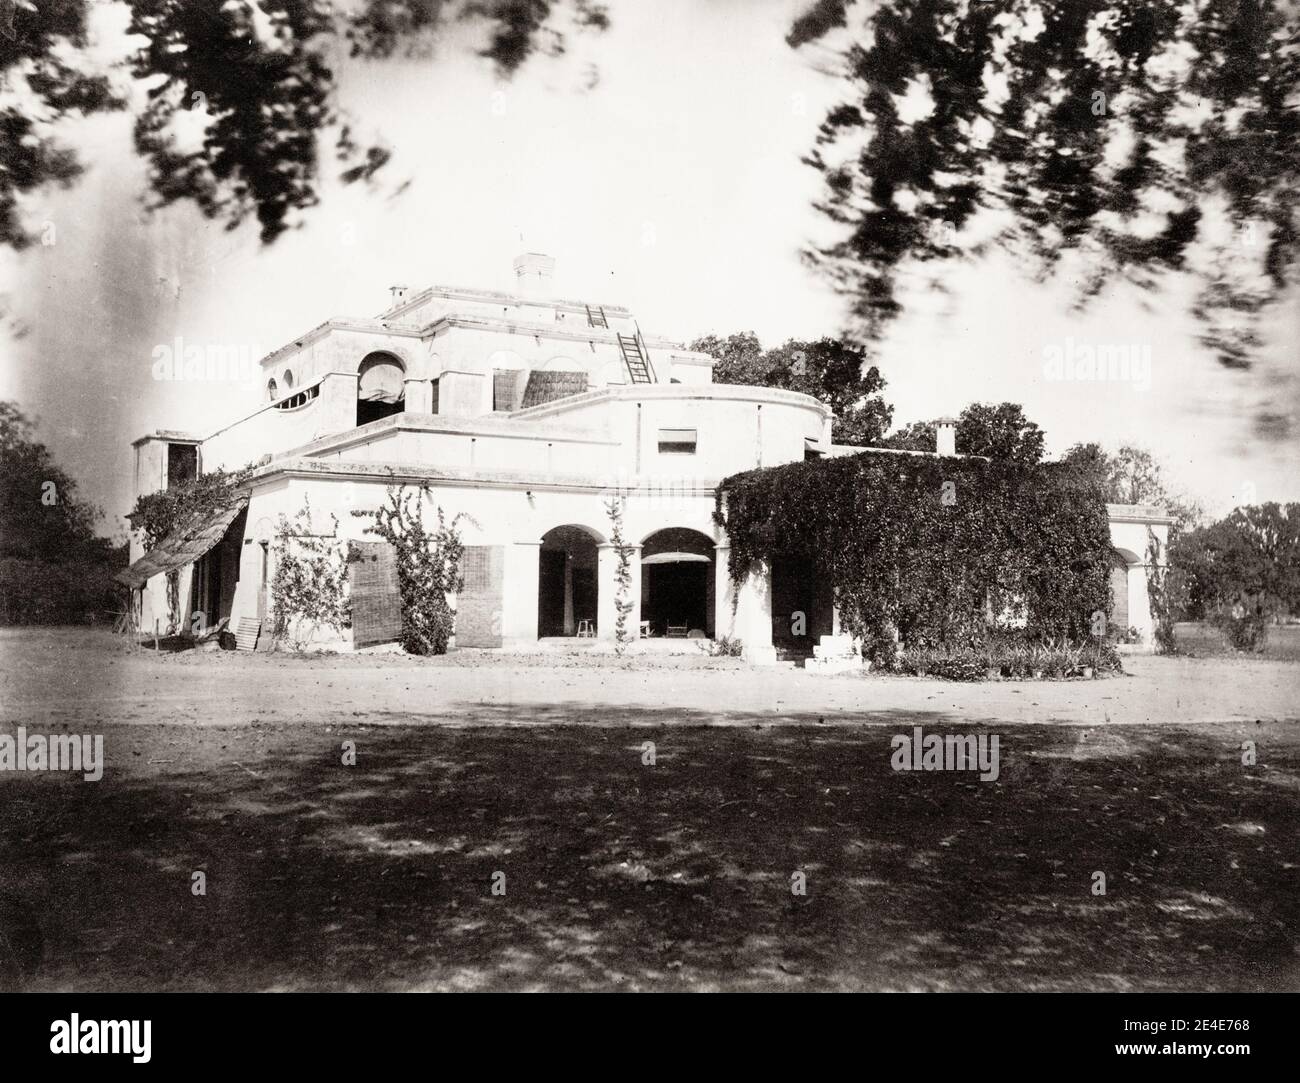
[598,543,641,644]
[714,545,776,664]
[403,377,433,414]
[502,541,541,648]
[1129,561,1154,648]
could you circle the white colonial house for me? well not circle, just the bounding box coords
[122,254,1172,659]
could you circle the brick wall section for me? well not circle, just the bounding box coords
[456,545,504,647]
[349,541,402,647]
[493,369,523,411]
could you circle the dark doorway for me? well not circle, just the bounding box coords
[190,509,245,634]
[771,554,833,655]
[640,528,714,637]
[641,562,710,636]
[538,526,599,637]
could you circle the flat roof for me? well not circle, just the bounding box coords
[131,430,203,447]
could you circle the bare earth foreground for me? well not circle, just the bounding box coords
[1,629,1298,991]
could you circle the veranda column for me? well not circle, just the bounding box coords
[502,541,541,648]
[1129,560,1153,647]
[713,544,776,664]
[1133,526,1167,651]
[597,543,642,644]
[714,544,735,640]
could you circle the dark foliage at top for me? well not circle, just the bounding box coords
[2,1,609,245]
[0,0,124,248]
[792,0,1299,374]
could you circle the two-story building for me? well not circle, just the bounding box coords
[120,254,1172,658]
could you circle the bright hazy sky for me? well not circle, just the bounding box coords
[2,0,1297,538]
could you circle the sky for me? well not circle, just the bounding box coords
[2,0,1297,539]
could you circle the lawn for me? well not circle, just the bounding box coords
[2,714,1297,991]
[1172,621,1300,662]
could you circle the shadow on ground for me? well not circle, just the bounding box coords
[1,712,1297,991]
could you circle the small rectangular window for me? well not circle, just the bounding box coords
[658,428,696,454]
[430,378,440,415]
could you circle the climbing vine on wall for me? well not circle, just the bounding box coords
[604,496,635,655]
[1145,526,1186,655]
[128,465,253,551]
[715,452,1113,664]
[271,497,351,651]
[354,486,471,655]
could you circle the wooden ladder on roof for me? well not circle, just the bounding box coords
[585,304,609,329]
[618,330,654,384]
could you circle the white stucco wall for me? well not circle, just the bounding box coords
[1107,507,1172,650]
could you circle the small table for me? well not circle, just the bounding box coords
[576,620,595,638]
[639,621,651,639]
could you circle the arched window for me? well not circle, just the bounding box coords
[283,370,294,390]
[267,378,279,401]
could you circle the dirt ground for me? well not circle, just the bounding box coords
[2,628,1298,730]
[1,628,1298,991]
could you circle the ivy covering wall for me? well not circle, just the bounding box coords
[715,452,1113,662]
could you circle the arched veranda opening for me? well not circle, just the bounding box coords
[640,528,715,638]
[357,352,406,427]
[538,526,600,638]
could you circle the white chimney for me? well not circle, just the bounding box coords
[513,252,555,297]
[935,417,957,456]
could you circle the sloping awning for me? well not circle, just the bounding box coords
[116,493,250,589]
[641,551,711,565]
[522,370,589,408]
